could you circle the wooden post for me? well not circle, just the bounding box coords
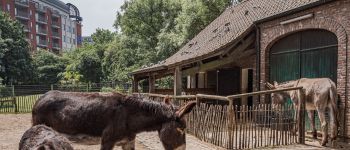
[174,66,182,95]
[12,85,17,113]
[227,97,235,149]
[132,77,139,93]
[297,88,305,144]
[149,75,155,93]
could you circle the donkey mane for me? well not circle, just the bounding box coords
[277,79,299,88]
[123,95,176,119]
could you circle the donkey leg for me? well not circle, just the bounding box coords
[101,125,125,150]
[122,135,136,150]
[329,104,338,147]
[317,109,328,146]
[307,110,317,139]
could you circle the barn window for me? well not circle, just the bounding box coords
[269,29,338,83]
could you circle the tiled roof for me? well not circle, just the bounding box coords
[133,0,325,74]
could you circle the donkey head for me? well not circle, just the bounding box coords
[159,100,196,150]
[266,81,285,105]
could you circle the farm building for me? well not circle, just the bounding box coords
[131,0,350,139]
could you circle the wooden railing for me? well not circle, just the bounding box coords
[154,88,216,95]
[134,86,305,149]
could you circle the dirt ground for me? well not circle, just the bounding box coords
[0,113,349,150]
[0,114,222,150]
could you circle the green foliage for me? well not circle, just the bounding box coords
[32,50,68,84]
[107,0,231,85]
[0,11,33,84]
[92,28,115,45]
[61,44,103,83]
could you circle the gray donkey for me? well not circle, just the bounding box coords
[266,78,338,146]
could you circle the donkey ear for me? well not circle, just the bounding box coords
[163,96,172,105]
[266,82,274,89]
[176,101,197,118]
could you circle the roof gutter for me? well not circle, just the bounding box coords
[254,0,334,24]
[130,65,167,75]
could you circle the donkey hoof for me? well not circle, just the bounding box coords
[331,140,337,148]
[312,133,317,139]
[320,140,328,146]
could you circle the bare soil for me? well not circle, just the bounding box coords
[1,114,348,150]
[0,114,221,150]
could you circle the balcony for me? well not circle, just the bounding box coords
[37,40,47,48]
[15,0,29,7]
[52,43,60,49]
[51,21,60,28]
[37,28,47,36]
[35,5,46,13]
[16,11,29,20]
[36,16,47,24]
[52,10,60,18]
[52,32,60,39]
[23,25,30,32]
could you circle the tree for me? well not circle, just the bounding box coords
[91,28,115,45]
[0,12,33,84]
[32,50,68,84]
[63,44,103,83]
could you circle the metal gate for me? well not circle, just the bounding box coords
[269,29,338,132]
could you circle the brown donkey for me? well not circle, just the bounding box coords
[32,91,196,150]
[266,78,338,146]
[19,125,73,150]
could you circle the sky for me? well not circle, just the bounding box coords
[61,0,124,36]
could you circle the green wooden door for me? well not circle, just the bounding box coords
[269,29,338,131]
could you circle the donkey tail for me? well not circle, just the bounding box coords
[329,84,339,127]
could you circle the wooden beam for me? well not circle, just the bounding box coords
[132,77,139,92]
[148,75,155,93]
[174,66,182,95]
[182,33,255,75]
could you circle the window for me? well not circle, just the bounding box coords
[63,36,66,42]
[7,4,10,11]
[72,28,75,33]
[30,10,32,16]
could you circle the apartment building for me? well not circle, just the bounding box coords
[0,0,83,54]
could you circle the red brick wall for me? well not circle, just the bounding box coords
[76,22,82,47]
[258,0,350,138]
[46,9,52,50]
[29,2,36,51]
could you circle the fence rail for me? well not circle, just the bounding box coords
[137,86,305,149]
[0,82,131,113]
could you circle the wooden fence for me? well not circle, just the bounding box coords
[137,86,305,149]
[0,95,42,113]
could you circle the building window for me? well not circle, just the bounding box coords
[7,4,10,11]
[63,36,66,42]
[72,28,75,33]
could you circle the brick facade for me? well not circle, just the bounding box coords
[258,0,350,138]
